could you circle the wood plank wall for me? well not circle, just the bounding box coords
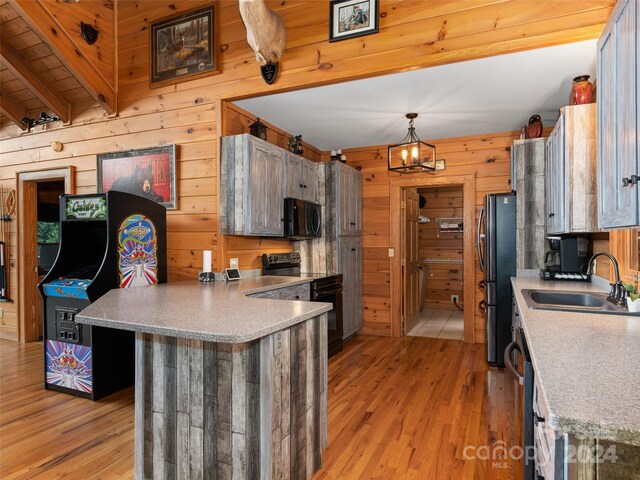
[418,186,464,311]
[344,132,518,342]
[0,0,614,341]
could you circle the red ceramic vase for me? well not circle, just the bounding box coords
[570,75,593,105]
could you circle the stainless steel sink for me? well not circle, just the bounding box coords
[521,289,638,315]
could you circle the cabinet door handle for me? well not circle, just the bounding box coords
[548,213,555,218]
[303,184,307,188]
[623,177,630,187]
[533,412,546,426]
[299,184,304,188]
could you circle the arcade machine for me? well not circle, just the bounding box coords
[38,191,166,400]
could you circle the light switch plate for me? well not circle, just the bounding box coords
[230,258,239,269]
[388,248,395,257]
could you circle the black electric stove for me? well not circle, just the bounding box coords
[262,252,343,356]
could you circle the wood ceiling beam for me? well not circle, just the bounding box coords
[0,91,28,130]
[9,0,117,115]
[0,42,70,123]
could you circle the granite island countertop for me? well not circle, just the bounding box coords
[76,276,331,343]
[511,277,640,445]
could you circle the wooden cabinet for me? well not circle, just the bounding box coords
[247,282,310,301]
[545,104,598,234]
[513,138,546,269]
[285,152,318,203]
[545,119,566,234]
[597,0,639,228]
[326,161,362,339]
[338,236,362,338]
[335,163,362,235]
[220,134,286,236]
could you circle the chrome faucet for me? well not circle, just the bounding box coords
[586,252,624,305]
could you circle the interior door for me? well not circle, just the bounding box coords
[403,189,420,334]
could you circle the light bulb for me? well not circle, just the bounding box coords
[401,149,408,165]
[411,146,419,162]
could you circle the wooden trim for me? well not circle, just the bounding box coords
[390,174,475,343]
[17,167,75,343]
[0,92,27,131]
[10,0,117,115]
[0,39,70,123]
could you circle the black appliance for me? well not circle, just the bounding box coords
[284,198,321,240]
[478,192,516,367]
[542,235,592,279]
[38,192,167,400]
[262,252,343,356]
[505,322,534,479]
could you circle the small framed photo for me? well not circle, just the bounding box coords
[329,0,379,42]
[97,145,177,210]
[150,4,220,87]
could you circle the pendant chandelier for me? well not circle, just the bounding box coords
[388,113,437,174]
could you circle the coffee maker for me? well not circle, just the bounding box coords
[542,235,592,280]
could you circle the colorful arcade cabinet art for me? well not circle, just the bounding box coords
[39,191,166,400]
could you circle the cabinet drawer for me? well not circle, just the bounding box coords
[248,283,310,301]
[278,283,310,301]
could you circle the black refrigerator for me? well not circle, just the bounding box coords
[478,192,516,367]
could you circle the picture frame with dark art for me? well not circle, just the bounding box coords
[97,145,177,210]
[329,0,378,42]
[150,4,219,87]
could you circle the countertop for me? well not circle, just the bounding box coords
[76,276,331,343]
[511,277,640,445]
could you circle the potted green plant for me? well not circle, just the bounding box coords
[622,277,640,312]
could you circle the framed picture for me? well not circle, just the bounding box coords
[97,145,177,210]
[150,4,219,87]
[329,0,379,42]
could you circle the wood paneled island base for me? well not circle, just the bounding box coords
[135,314,327,480]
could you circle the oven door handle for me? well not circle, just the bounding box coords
[312,288,343,300]
[504,341,524,385]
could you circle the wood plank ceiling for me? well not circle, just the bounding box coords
[0,0,114,131]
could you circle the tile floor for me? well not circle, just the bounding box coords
[406,308,464,340]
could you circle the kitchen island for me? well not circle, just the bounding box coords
[77,277,331,480]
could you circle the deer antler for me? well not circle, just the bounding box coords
[239,0,286,66]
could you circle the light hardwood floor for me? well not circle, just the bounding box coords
[0,336,521,479]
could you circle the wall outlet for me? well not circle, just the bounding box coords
[388,248,395,257]
[0,307,3,318]
[451,295,459,303]
[230,258,239,269]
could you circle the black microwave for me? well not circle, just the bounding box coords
[284,199,321,240]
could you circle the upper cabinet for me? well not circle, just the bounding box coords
[597,0,639,229]
[220,134,286,236]
[285,152,318,203]
[545,104,599,234]
[333,162,362,236]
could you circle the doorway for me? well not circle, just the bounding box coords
[17,167,74,343]
[406,185,464,340]
[390,174,475,343]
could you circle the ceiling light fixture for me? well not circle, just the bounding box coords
[388,113,437,174]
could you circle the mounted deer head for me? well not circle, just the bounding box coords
[239,0,286,66]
